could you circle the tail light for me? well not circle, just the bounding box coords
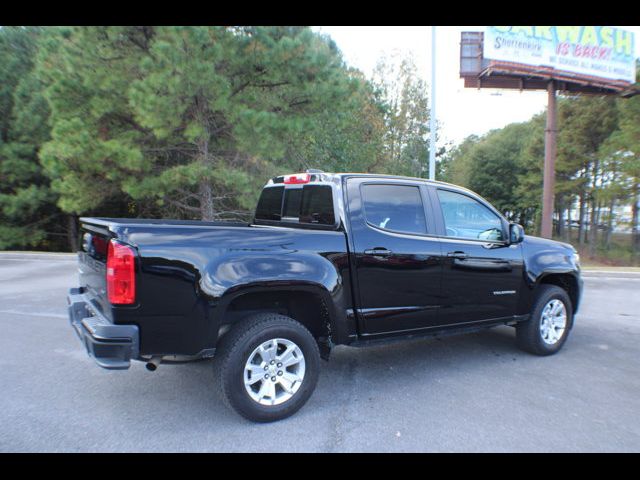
[284,173,311,184]
[107,240,136,305]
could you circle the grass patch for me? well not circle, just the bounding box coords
[552,230,639,267]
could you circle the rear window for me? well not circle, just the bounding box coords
[299,186,335,225]
[255,185,335,226]
[283,189,303,219]
[255,186,284,221]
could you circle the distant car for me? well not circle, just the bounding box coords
[559,219,609,230]
[68,172,583,422]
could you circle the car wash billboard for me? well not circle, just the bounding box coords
[484,26,636,84]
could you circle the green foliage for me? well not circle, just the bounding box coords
[127,26,361,218]
[0,27,38,141]
[465,123,532,220]
[371,54,433,177]
[608,89,640,181]
[438,134,480,185]
[38,26,387,222]
[513,112,547,230]
[0,26,60,250]
[283,68,387,174]
[38,27,153,215]
[443,117,545,226]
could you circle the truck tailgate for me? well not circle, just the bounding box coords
[77,220,116,321]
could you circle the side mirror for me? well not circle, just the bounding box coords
[509,223,525,244]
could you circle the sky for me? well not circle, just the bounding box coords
[313,26,640,146]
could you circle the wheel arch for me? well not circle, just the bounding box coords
[536,272,581,315]
[215,282,347,356]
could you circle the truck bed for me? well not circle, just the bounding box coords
[80,217,250,228]
[77,216,353,358]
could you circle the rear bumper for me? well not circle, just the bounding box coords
[67,288,139,370]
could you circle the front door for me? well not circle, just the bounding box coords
[346,178,443,336]
[431,187,524,326]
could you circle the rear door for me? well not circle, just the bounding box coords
[429,186,524,326]
[345,177,443,336]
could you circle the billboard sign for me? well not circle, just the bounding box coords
[484,26,636,84]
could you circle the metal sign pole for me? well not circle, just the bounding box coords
[541,80,557,239]
[429,26,436,180]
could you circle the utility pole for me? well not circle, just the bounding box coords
[541,80,557,239]
[429,26,437,180]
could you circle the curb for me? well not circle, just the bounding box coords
[581,270,640,278]
[0,252,76,261]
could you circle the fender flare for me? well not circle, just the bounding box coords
[524,269,582,315]
[213,281,351,346]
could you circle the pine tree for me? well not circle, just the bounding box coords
[0,26,60,250]
[38,27,153,217]
[40,26,372,221]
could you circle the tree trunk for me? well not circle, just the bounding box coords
[604,198,615,250]
[556,195,565,239]
[597,200,603,240]
[588,196,599,257]
[578,191,586,247]
[587,158,600,257]
[199,180,215,221]
[197,113,215,221]
[632,181,640,263]
[67,215,78,252]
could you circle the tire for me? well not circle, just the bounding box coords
[516,284,573,356]
[213,313,320,423]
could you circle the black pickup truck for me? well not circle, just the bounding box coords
[68,172,582,422]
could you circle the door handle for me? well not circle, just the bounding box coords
[364,248,393,256]
[447,251,468,259]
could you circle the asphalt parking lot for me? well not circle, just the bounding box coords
[0,253,638,452]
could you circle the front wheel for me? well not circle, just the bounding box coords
[516,284,573,356]
[214,313,320,422]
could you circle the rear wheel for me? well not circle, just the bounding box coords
[516,284,573,356]
[213,313,320,422]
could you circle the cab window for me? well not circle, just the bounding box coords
[361,184,427,235]
[437,189,505,241]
